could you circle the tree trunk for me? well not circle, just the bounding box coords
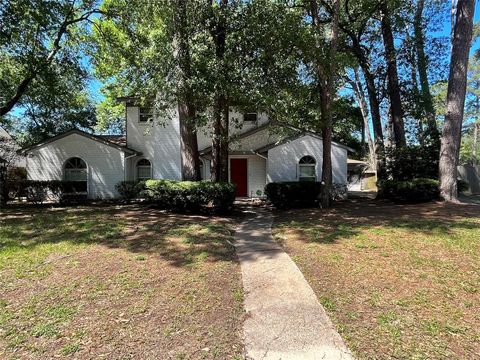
[380,4,406,147]
[349,68,376,166]
[210,0,229,183]
[309,0,340,208]
[473,122,478,164]
[439,0,476,201]
[179,102,201,180]
[173,0,200,181]
[350,38,384,153]
[414,0,440,146]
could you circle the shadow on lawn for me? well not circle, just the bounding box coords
[0,205,241,267]
[274,199,480,245]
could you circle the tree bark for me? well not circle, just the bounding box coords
[473,122,478,164]
[210,0,229,183]
[309,0,340,208]
[173,0,200,181]
[380,3,406,147]
[348,68,376,166]
[440,0,476,201]
[414,0,440,146]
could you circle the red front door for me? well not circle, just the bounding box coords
[230,158,248,197]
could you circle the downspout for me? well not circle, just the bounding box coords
[124,153,138,181]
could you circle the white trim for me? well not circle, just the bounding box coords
[62,156,89,195]
[135,157,152,181]
[297,155,317,182]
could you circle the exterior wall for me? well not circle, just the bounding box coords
[126,106,181,180]
[229,155,267,197]
[26,133,125,199]
[229,127,283,152]
[197,111,269,150]
[266,135,348,185]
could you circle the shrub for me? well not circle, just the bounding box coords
[143,180,236,214]
[6,180,88,204]
[378,178,440,203]
[381,145,439,181]
[115,181,146,201]
[264,182,347,209]
[457,179,469,193]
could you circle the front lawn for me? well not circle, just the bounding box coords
[273,200,480,359]
[0,205,244,359]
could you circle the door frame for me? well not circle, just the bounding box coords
[229,156,249,197]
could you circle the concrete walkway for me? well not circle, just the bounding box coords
[234,208,353,360]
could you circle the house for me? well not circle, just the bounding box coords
[23,102,351,199]
[347,159,377,192]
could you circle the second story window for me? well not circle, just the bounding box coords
[139,106,153,123]
[243,112,257,123]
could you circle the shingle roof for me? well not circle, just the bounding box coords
[22,129,140,155]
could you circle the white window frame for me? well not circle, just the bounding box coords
[298,155,316,182]
[139,106,153,123]
[64,157,88,182]
[136,158,152,181]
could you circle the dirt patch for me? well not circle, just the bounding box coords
[273,200,480,359]
[0,205,244,359]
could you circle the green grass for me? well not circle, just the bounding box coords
[0,205,244,359]
[273,202,480,359]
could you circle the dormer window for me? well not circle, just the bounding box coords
[139,106,153,123]
[244,113,257,122]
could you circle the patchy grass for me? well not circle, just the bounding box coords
[0,205,244,359]
[273,200,480,359]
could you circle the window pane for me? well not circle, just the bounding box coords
[139,107,153,122]
[137,166,151,180]
[244,113,257,122]
[299,165,315,177]
[65,169,87,182]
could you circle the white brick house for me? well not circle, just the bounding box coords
[24,102,351,199]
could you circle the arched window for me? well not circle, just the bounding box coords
[136,159,152,180]
[64,157,87,182]
[298,155,316,182]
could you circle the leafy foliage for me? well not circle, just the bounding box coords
[142,180,236,214]
[115,181,146,201]
[0,0,100,144]
[7,180,87,204]
[378,178,440,203]
[381,145,439,181]
[264,182,347,209]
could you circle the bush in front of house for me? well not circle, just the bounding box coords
[115,181,146,201]
[142,180,236,213]
[7,180,88,204]
[264,181,349,209]
[378,178,440,203]
[264,182,316,209]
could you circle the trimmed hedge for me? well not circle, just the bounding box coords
[142,180,236,213]
[378,178,440,203]
[115,181,146,201]
[264,182,348,209]
[7,180,88,204]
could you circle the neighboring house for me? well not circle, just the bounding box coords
[24,102,352,199]
[347,159,377,192]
